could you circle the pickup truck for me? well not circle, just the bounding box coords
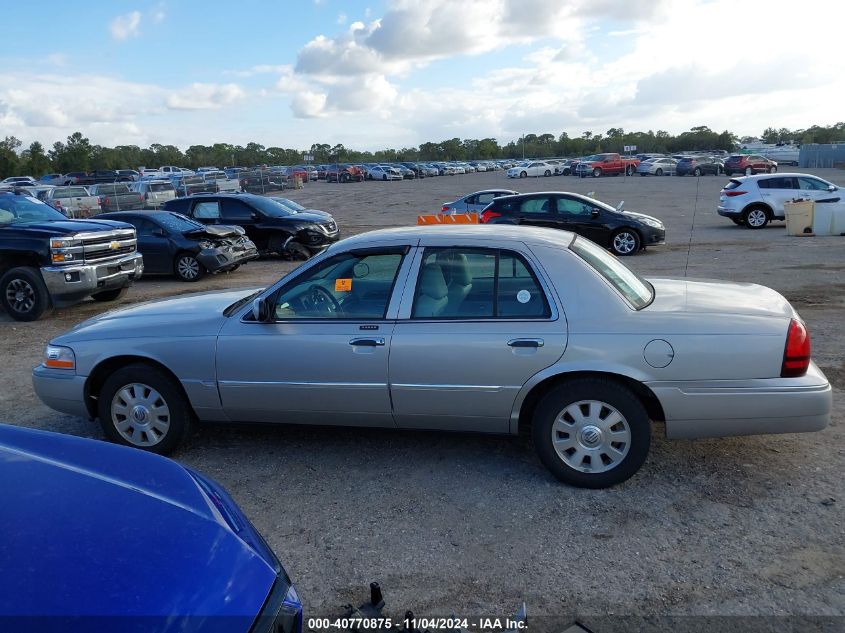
[171,175,218,197]
[201,170,240,193]
[0,191,143,321]
[574,153,640,178]
[70,170,134,186]
[87,183,145,211]
[41,186,102,218]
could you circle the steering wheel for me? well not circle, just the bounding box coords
[306,284,341,315]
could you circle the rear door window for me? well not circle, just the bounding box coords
[519,197,552,215]
[192,200,221,219]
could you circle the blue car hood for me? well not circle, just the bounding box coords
[0,424,279,631]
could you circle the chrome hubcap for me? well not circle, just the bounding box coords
[177,256,200,279]
[552,400,631,473]
[5,279,35,313]
[747,210,766,227]
[111,383,170,447]
[613,232,636,254]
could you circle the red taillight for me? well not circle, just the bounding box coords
[781,318,811,377]
[52,201,62,209]
[103,196,110,206]
[724,191,747,197]
[441,205,450,212]
[480,210,501,224]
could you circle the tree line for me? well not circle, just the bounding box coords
[1,123,843,180]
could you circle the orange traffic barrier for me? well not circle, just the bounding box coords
[417,213,479,225]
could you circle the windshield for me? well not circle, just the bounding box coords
[0,195,69,224]
[251,196,297,217]
[157,212,205,233]
[570,237,654,309]
[54,187,89,198]
[272,197,306,212]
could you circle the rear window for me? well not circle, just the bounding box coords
[149,182,175,192]
[570,237,654,310]
[54,187,89,198]
[96,184,130,194]
[723,179,743,191]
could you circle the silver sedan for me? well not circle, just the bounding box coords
[33,226,831,488]
[637,157,678,176]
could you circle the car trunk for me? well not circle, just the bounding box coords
[645,278,797,319]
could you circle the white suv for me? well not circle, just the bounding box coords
[717,173,840,229]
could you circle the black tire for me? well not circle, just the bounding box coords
[97,363,192,455]
[742,206,769,229]
[625,165,634,176]
[544,170,551,177]
[725,171,733,176]
[693,168,702,177]
[286,241,311,260]
[340,172,351,183]
[0,266,52,321]
[91,286,128,302]
[382,174,387,181]
[174,253,206,282]
[532,378,651,488]
[610,229,641,256]
[655,168,663,176]
[745,166,754,176]
[520,171,527,178]
[592,167,602,178]
[769,165,777,173]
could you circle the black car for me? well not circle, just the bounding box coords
[675,156,723,176]
[162,193,339,259]
[479,191,665,256]
[100,210,258,281]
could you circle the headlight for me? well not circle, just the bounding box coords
[44,345,75,370]
[641,218,663,228]
[50,236,82,264]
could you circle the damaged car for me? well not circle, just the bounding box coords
[163,193,339,260]
[100,211,258,282]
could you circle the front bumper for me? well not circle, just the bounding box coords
[196,240,259,273]
[640,226,666,245]
[649,362,832,439]
[32,366,91,419]
[40,252,144,307]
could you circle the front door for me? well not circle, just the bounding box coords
[514,195,559,229]
[216,247,411,426]
[555,195,608,243]
[133,218,173,273]
[389,246,567,433]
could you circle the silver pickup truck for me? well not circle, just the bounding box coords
[41,186,102,218]
[88,183,145,212]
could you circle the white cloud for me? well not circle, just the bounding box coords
[110,11,142,41]
[152,2,166,23]
[165,83,246,110]
[336,12,347,25]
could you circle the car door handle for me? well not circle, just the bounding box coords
[349,337,385,347]
[507,338,544,348]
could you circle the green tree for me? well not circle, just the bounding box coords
[0,136,22,178]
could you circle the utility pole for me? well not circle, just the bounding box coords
[522,134,525,160]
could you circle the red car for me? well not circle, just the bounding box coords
[326,163,365,183]
[723,154,777,176]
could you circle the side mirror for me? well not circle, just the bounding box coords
[252,297,272,322]
[591,209,600,218]
[829,184,837,192]
[152,228,166,237]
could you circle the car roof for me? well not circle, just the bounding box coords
[330,224,576,249]
[733,172,824,180]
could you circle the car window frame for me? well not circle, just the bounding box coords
[408,246,553,322]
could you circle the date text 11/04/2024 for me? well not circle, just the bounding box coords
[307,618,527,631]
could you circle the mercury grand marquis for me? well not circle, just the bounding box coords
[33,226,832,488]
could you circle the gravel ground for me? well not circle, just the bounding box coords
[2,168,843,628]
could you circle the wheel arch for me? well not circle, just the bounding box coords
[85,355,197,420]
[742,201,773,219]
[512,370,666,437]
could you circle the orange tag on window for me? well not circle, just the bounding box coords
[335,278,352,292]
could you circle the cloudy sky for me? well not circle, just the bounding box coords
[2,0,843,151]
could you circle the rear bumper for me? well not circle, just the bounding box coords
[717,206,742,217]
[649,362,832,439]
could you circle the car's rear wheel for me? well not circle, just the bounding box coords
[693,167,702,176]
[0,266,52,322]
[625,165,634,176]
[340,172,351,183]
[592,167,602,178]
[769,165,777,173]
[743,206,769,229]
[520,171,527,178]
[98,363,192,454]
[532,378,651,488]
[91,287,128,302]
[745,166,754,176]
[544,170,551,177]
[611,229,640,256]
[174,253,206,282]
[655,168,663,176]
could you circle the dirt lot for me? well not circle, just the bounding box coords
[2,169,843,626]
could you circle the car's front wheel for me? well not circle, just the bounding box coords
[0,266,52,321]
[532,378,651,488]
[520,171,527,178]
[693,167,702,176]
[98,363,192,454]
[611,229,641,256]
[745,166,754,176]
[769,165,777,173]
[174,253,206,282]
[655,168,663,176]
[544,170,551,177]
[592,167,602,178]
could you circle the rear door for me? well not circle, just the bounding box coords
[389,243,566,432]
[554,195,609,243]
[186,198,222,226]
[757,176,798,218]
[513,195,559,229]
